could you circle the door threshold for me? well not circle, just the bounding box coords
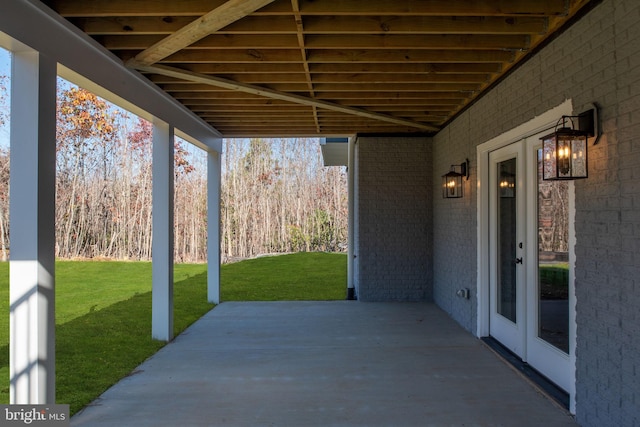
[481,336,569,410]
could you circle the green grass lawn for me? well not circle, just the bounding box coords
[0,252,346,414]
[539,262,569,299]
[221,252,347,301]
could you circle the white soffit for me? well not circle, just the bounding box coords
[320,138,349,166]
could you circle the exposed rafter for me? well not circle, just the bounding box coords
[290,0,319,132]
[47,0,568,17]
[127,0,276,67]
[42,0,593,137]
[131,63,439,131]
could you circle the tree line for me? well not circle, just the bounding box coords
[221,138,347,261]
[0,81,348,262]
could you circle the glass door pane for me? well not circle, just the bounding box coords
[497,158,517,323]
[537,149,570,353]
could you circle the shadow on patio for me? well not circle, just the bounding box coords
[71,301,576,427]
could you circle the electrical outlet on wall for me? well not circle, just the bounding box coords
[456,288,470,299]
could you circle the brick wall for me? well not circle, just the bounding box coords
[355,136,432,301]
[432,1,640,425]
[433,112,478,331]
[573,2,640,425]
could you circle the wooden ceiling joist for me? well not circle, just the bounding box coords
[101,34,531,51]
[169,91,469,100]
[294,0,568,16]
[127,0,277,67]
[310,63,504,74]
[44,0,592,137]
[143,48,515,64]
[157,73,489,87]
[132,63,439,131]
[160,62,500,75]
[301,16,549,35]
[48,0,567,18]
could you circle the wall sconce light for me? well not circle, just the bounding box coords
[442,159,469,198]
[499,170,515,198]
[541,104,599,180]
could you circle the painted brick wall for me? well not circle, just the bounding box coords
[572,2,640,426]
[355,136,432,301]
[432,1,640,425]
[432,112,478,332]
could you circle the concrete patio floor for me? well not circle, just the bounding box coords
[71,301,577,426]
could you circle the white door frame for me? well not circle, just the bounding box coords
[523,135,573,393]
[488,143,526,357]
[476,100,577,413]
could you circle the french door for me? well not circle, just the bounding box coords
[489,143,525,355]
[488,135,573,392]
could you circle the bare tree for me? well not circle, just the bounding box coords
[0,75,9,260]
[0,79,347,263]
[220,138,347,260]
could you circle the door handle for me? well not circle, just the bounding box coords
[515,257,523,264]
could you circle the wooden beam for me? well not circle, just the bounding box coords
[50,0,566,17]
[309,82,482,92]
[310,73,491,84]
[296,0,567,16]
[71,16,197,35]
[182,98,303,106]
[157,49,302,63]
[77,15,549,36]
[220,15,549,34]
[169,90,468,100]
[46,0,290,18]
[182,98,459,108]
[291,0,319,132]
[367,106,453,112]
[316,91,468,99]
[102,33,530,51]
[131,63,439,131]
[310,63,503,74]
[156,72,489,87]
[159,63,501,75]
[202,112,316,118]
[302,16,549,35]
[128,0,277,67]
[334,99,463,106]
[306,49,515,63]
[187,105,309,111]
[146,48,514,63]
[49,0,248,17]
[100,34,301,50]
[180,63,306,74]
[304,34,531,50]
[74,16,299,35]
[163,81,481,94]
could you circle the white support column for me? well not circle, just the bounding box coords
[347,137,356,300]
[207,150,221,304]
[152,121,174,341]
[9,50,57,404]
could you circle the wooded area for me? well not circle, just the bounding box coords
[222,138,347,261]
[0,81,348,263]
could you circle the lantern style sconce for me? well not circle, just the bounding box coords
[442,159,469,198]
[499,170,515,198]
[541,105,599,180]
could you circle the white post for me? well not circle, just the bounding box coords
[207,150,221,304]
[347,137,356,300]
[152,121,174,341]
[9,50,57,404]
